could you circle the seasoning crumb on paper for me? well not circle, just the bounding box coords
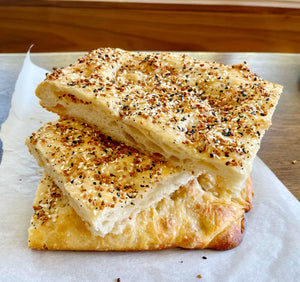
[202,256,207,259]
[116,278,121,282]
[197,274,202,279]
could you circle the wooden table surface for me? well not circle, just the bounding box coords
[0,0,300,53]
[0,51,299,200]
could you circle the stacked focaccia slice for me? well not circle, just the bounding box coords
[26,118,195,237]
[28,173,252,251]
[36,48,282,196]
[27,48,281,251]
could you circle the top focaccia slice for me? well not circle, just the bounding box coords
[36,48,282,194]
[26,118,195,237]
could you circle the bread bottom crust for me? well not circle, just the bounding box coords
[28,174,252,251]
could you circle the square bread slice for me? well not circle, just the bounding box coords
[26,118,195,237]
[28,173,253,251]
[35,48,282,195]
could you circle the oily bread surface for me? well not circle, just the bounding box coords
[36,48,282,195]
[25,118,194,237]
[28,173,252,251]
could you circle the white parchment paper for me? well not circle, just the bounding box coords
[0,52,299,282]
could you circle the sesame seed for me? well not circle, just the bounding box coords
[45,48,281,170]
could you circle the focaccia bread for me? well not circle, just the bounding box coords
[36,48,282,196]
[26,118,194,237]
[28,173,252,251]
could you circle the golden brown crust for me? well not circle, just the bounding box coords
[28,174,252,251]
[239,176,253,213]
[207,217,246,250]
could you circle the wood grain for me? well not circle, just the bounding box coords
[258,74,300,198]
[253,53,300,200]
[0,1,299,53]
